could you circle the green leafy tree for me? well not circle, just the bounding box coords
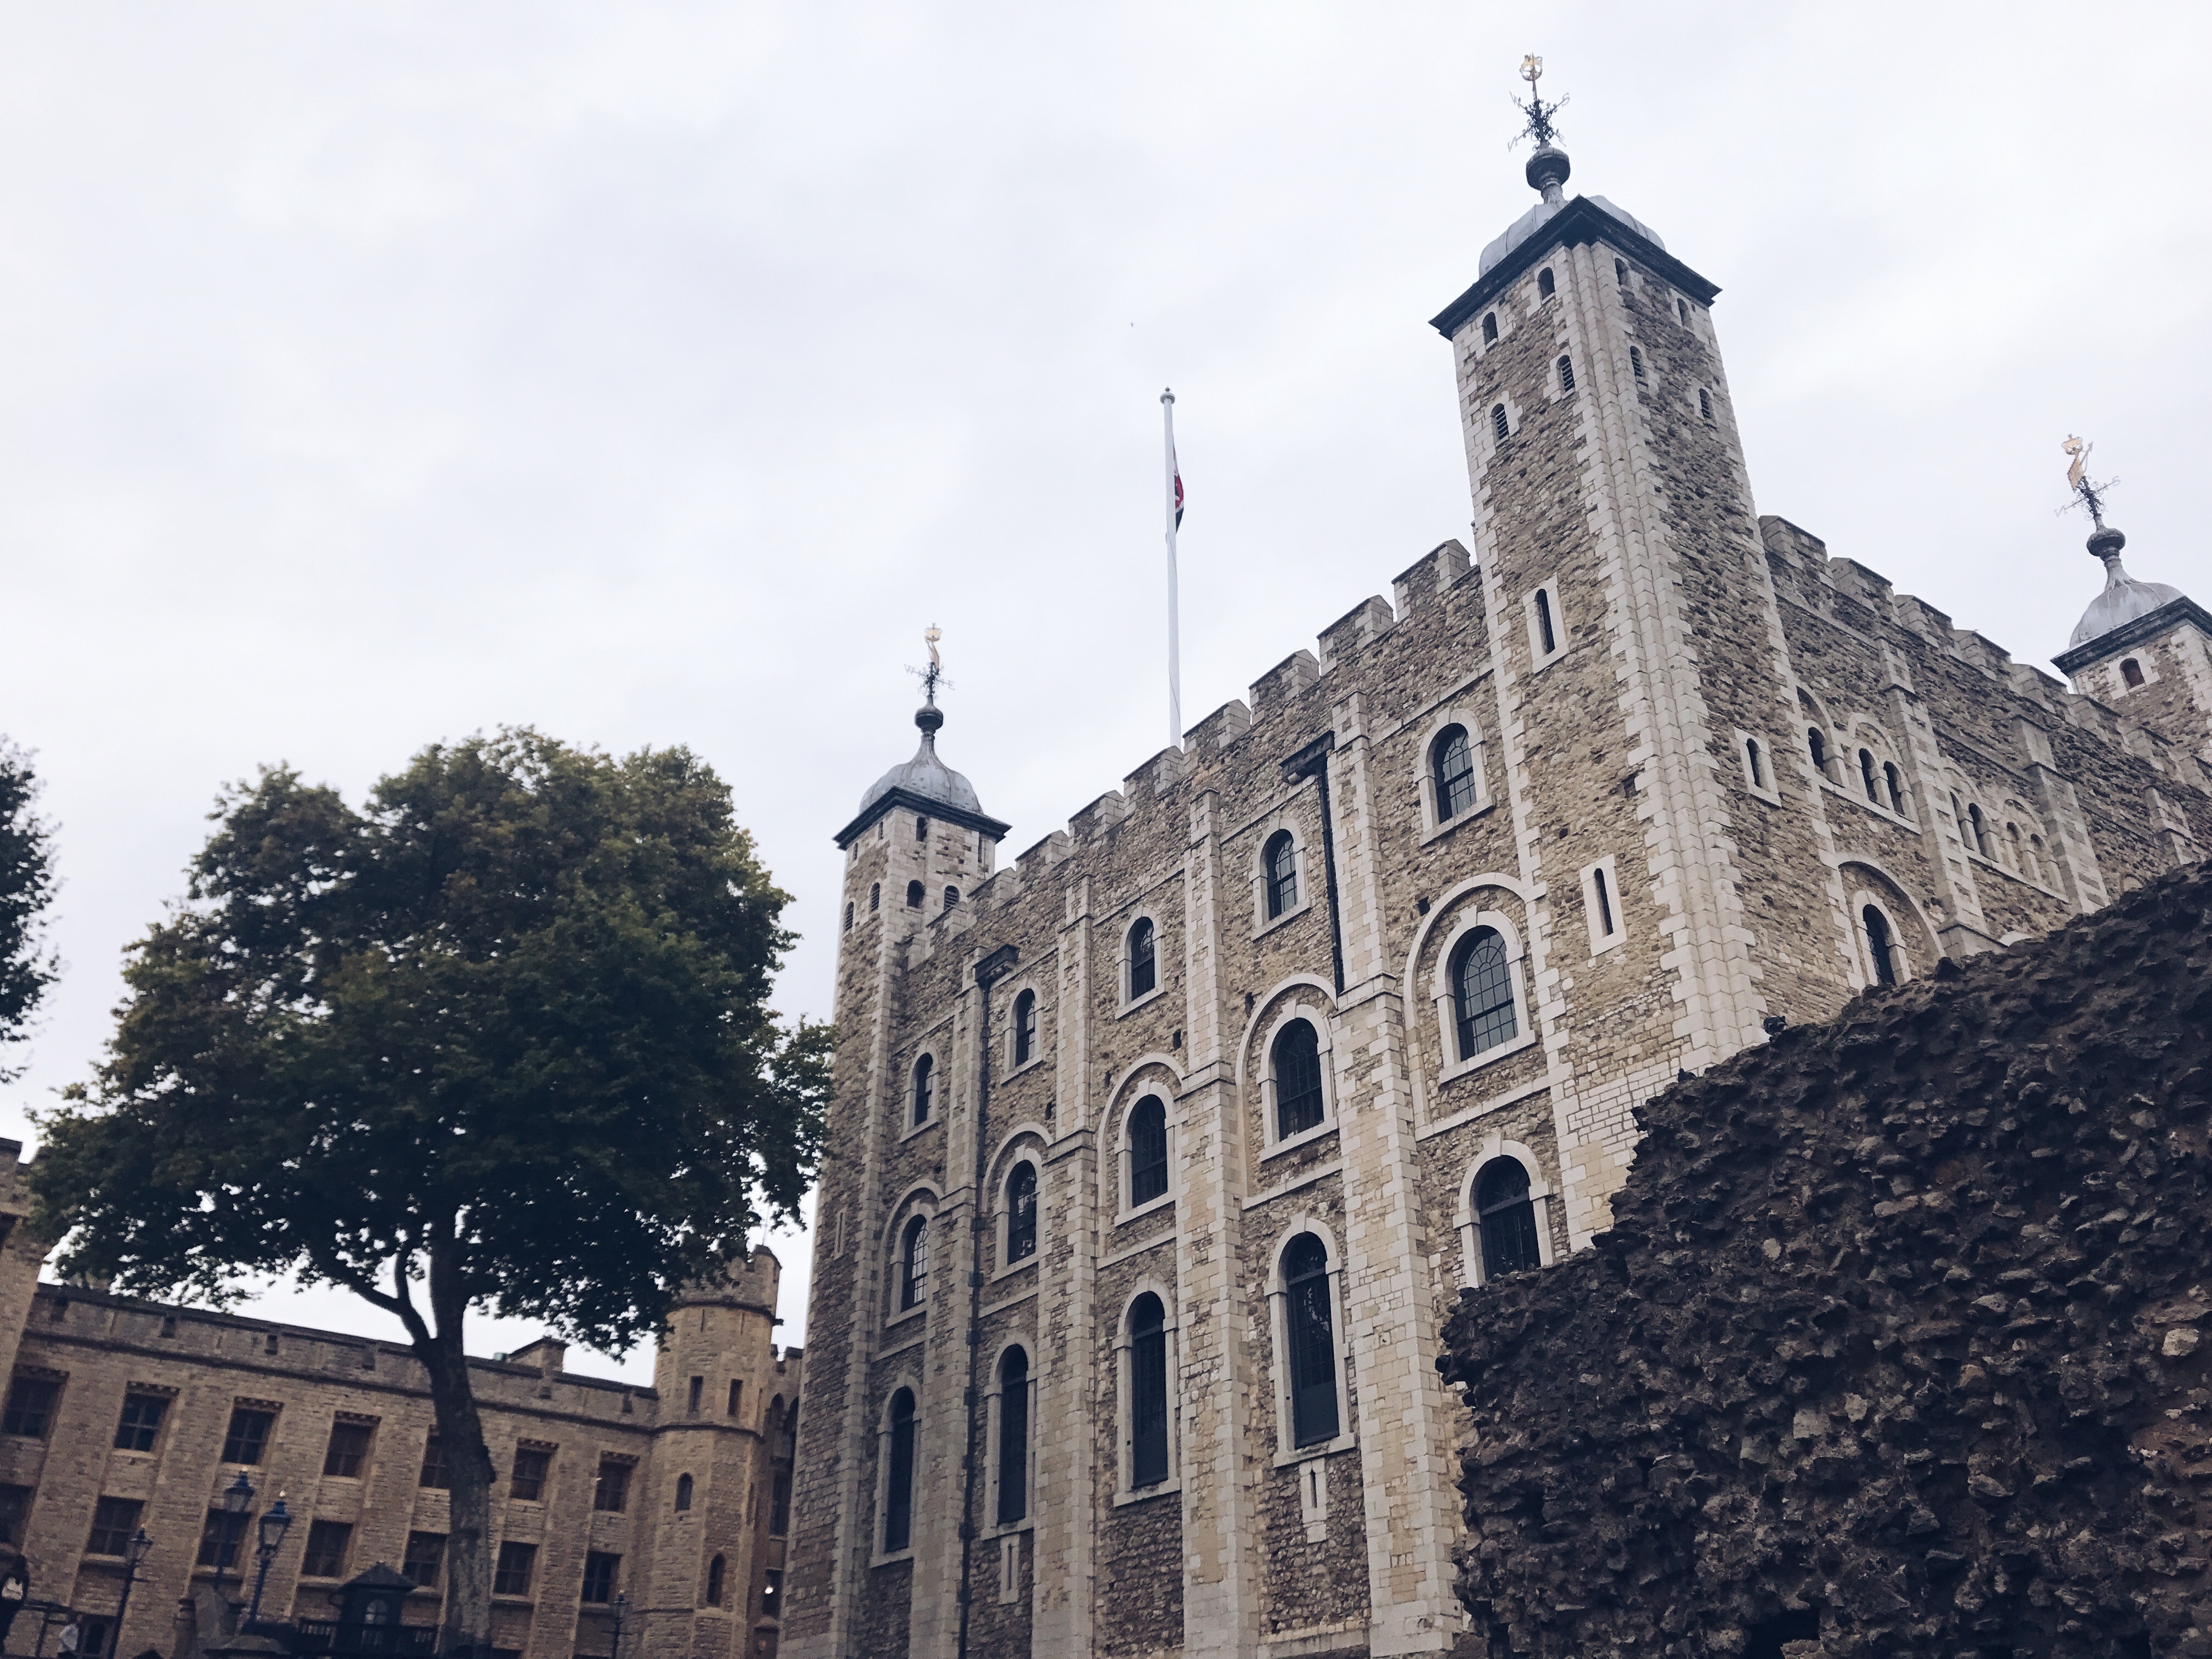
[0,738,60,1081]
[31,729,829,1655]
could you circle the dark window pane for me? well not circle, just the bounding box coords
[510,1446,550,1502]
[912,1054,934,1125]
[675,1473,693,1511]
[997,1348,1030,1526]
[1452,928,1518,1058]
[885,1391,917,1552]
[900,1217,930,1310]
[1283,1234,1340,1447]
[402,1531,446,1588]
[196,1507,249,1569]
[593,1459,630,1513]
[1013,991,1036,1065]
[1129,1296,1170,1489]
[493,1540,536,1597]
[419,1434,450,1489]
[706,1554,726,1607]
[762,1568,783,1619]
[1005,1163,1037,1263]
[2,1376,57,1439]
[1127,1098,1169,1207]
[302,1520,353,1579]
[1865,906,1898,987]
[1434,726,1479,821]
[87,1497,142,1558]
[323,1421,373,1479]
[1263,831,1299,918]
[581,1551,619,1604]
[1127,919,1156,999]
[1273,1020,1325,1139]
[1476,1159,1542,1279]
[771,1472,792,1536]
[114,1393,167,1452]
[221,1408,273,1466]
[0,1484,29,1546]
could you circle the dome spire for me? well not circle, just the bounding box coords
[915,623,946,744]
[1513,54,1571,205]
[833,625,1010,850]
[2058,436,2185,651]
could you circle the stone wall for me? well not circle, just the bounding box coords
[1439,859,2212,1659]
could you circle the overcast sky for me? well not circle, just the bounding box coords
[1,2,2205,1383]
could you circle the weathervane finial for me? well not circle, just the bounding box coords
[907,627,952,732]
[1510,55,1571,202]
[2058,435,2128,569]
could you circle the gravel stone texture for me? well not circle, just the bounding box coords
[1438,860,2212,1659]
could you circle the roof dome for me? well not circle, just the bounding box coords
[855,701,986,819]
[2069,528,2185,648]
[1479,194,1665,277]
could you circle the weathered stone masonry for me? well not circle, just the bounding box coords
[786,133,2212,1659]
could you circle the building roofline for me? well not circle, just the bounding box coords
[1430,194,1722,340]
[833,786,1012,851]
[2051,595,2212,675]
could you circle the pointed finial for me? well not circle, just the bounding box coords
[908,626,950,740]
[2058,435,2126,567]
[1510,55,1571,203]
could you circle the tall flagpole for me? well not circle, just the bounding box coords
[1161,388,1182,750]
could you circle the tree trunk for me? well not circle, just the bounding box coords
[417,1314,496,1654]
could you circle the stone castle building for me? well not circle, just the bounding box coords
[0,1150,801,1659]
[784,104,2212,1659]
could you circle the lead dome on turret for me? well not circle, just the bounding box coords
[855,701,986,819]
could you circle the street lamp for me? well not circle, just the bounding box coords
[609,1593,629,1659]
[245,1496,291,1630]
[112,1528,153,1649]
[216,1472,255,1602]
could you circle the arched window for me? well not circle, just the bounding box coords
[1967,804,1990,856]
[898,1216,929,1311]
[1537,267,1555,298]
[1615,257,1628,284]
[1491,403,1509,444]
[911,1054,934,1126]
[1433,725,1479,821]
[1475,1159,1541,1279]
[906,880,924,908]
[1698,387,1714,422]
[1127,1097,1169,1207]
[1262,831,1299,919]
[705,1554,726,1607]
[1481,311,1498,345]
[916,815,930,842]
[1745,737,1767,790]
[1858,749,1879,803]
[1451,927,1517,1059]
[1012,990,1037,1065]
[1004,1162,1037,1264]
[1534,589,1556,656]
[1807,727,1827,771]
[944,885,960,909]
[884,1389,917,1551]
[1678,297,1690,323]
[2006,822,2024,870]
[2122,657,2145,688]
[843,901,854,933]
[1127,1295,1170,1489]
[1126,917,1156,1000]
[1281,1234,1340,1448]
[1883,763,1905,813]
[870,882,881,911]
[1863,906,1898,986]
[1629,345,1645,381]
[1272,1019,1325,1140]
[996,1347,1030,1526]
[675,1473,694,1511]
[1556,354,1576,394]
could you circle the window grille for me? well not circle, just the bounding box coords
[1557,354,1575,393]
[1434,725,1480,820]
[1491,403,1509,444]
[899,1216,930,1310]
[884,1391,917,1550]
[1699,387,1713,421]
[1629,345,1645,380]
[870,882,881,911]
[1452,927,1517,1059]
[944,885,960,908]
[1282,1234,1340,1447]
[1475,1159,1542,1279]
[1127,1098,1169,1207]
[1273,1020,1325,1140]
[997,1347,1030,1525]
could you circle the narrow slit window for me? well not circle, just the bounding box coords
[1127,1296,1170,1489]
[1556,354,1575,394]
[1537,267,1555,298]
[1282,1234,1340,1447]
[1808,728,1828,771]
[1699,387,1714,422]
[1629,345,1645,380]
[1745,737,1766,790]
[1968,804,1990,856]
[1481,311,1498,345]
[1883,763,1905,813]
[2121,657,2145,688]
[1012,989,1037,1065]
[996,1347,1030,1526]
[1593,866,1615,936]
[1491,403,1509,444]
[884,1390,917,1551]
[1614,257,1627,284]
[1678,297,1690,322]
[915,815,929,842]
[1858,749,1879,803]
[1863,906,1898,987]
[1534,589,1556,656]
[899,1216,929,1311]
[905,879,923,908]
[843,901,853,933]
[911,1053,934,1125]
[869,882,881,912]
[1126,918,1156,1000]
[1003,1162,1037,1264]
[1127,1096,1169,1207]
[1262,831,1298,918]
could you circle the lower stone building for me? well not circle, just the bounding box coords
[0,1149,800,1659]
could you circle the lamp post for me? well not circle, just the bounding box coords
[245,1497,291,1630]
[215,1472,255,1602]
[609,1593,628,1659]
[112,1528,153,1650]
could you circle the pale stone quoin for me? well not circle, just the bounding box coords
[786,123,2212,1659]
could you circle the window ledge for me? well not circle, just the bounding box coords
[1117,984,1170,1020]
[885,1304,927,1332]
[1819,779,1919,833]
[1437,1029,1539,1086]
[1113,1480,1181,1509]
[1251,898,1313,942]
[1742,781,1783,807]
[1113,1192,1176,1228]
[1260,1120,1338,1164]
[1006,1054,1048,1081]
[1273,1433,1356,1470]
[989,1256,1038,1285]
[986,1518,1036,1539]
[491,1594,535,1606]
[1419,796,1497,849]
[870,1548,916,1569]
[896,1115,941,1145]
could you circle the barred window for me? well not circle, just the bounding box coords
[1127,1295,1170,1489]
[899,1216,930,1311]
[1263,831,1299,919]
[1451,927,1518,1059]
[1127,1097,1169,1207]
[1491,403,1509,444]
[884,1390,918,1551]
[1476,1159,1542,1279]
[1005,1162,1038,1264]
[1273,1019,1325,1140]
[1127,918,1156,999]
[1629,344,1645,380]
[870,882,881,911]
[996,1346,1031,1526]
[1282,1234,1340,1447]
[1699,387,1714,421]
[844,901,854,932]
[1557,354,1576,393]
[1434,725,1479,821]
[944,885,960,909]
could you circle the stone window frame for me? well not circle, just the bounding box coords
[1796,686,1842,786]
[899,1038,946,1142]
[1247,811,1314,940]
[1002,977,1048,1077]
[1820,724,1920,833]
[2109,653,2157,697]
[1252,992,1340,1163]
[1577,856,1627,957]
[1110,1278,1182,1506]
[1479,393,1522,461]
[1414,707,1496,845]
[1733,729,1783,805]
[114,1381,181,1458]
[868,1374,925,1568]
[1262,1216,1357,1476]
[1837,866,1939,990]
[1522,581,1567,673]
[883,1185,941,1330]
[1115,907,1170,1017]
[1107,1071,1181,1227]
[982,1335,1038,1541]
[1852,893,1912,989]
[1429,910,1539,1084]
[987,1129,1049,1282]
[1454,1138,1560,1289]
[1982,796,2066,894]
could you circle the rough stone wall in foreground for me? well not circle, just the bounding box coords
[1439,860,2212,1659]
